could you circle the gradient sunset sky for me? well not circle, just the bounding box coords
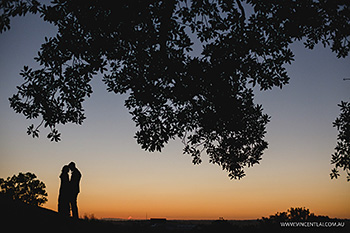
[0,11,349,220]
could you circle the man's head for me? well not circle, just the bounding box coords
[68,162,76,170]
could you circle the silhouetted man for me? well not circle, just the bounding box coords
[68,162,81,219]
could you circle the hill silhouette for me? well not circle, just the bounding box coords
[0,194,114,233]
[1,194,348,233]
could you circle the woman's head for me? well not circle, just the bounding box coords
[62,165,69,173]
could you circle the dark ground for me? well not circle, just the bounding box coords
[1,195,348,233]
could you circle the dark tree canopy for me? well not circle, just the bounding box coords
[0,172,48,206]
[330,101,350,181]
[1,0,349,179]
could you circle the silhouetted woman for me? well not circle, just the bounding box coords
[58,165,70,216]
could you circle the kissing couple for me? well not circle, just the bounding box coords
[58,162,82,218]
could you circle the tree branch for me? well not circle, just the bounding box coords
[236,0,245,22]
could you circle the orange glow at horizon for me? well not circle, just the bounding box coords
[42,155,350,220]
[44,191,350,220]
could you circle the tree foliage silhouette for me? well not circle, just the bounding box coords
[1,0,349,179]
[262,207,331,223]
[330,101,350,181]
[0,172,48,206]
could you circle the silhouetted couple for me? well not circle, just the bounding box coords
[58,162,81,218]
